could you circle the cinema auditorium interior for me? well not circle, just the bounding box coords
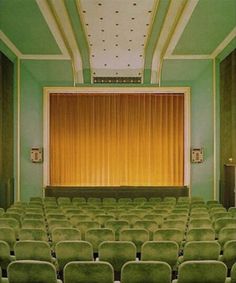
[0,0,236,282]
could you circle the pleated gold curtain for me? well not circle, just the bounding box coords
[50,93,184,186]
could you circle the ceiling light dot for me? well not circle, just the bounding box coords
[128,48,131,51]
[100,17,103,20]
[129,39,132,42]
[115,34,119,37]
[139,54,143,57]
[128,64,130,67]
[102,39,105,42]
[93,72,96,75]
[146,24,149,26]
[92,54,95,57]
[88,34,91,37]
[82,10,86,13]
[131,17,135,20]
[115,44,118,46]
[133,3,137,6]
[116,72,118,75]
[104,64,107,66]
[141,44,144,46]
[115,10,119,13]
[90,44,93,46]
[116,23,119,26]
[148,10,152,13]
[116,55,119,58]
[143,35,146,37]
[103,49,106,51]
[86,23,89,26]
[101,29,105,32]
[130,29,134,32]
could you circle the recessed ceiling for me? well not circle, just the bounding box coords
[0,0,235,83]
[79,0,156,77]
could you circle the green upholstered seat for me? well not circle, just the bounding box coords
[102,198,117,204]
[228,207,236,218]
[148,197,162,203]
[94,214,115,227]
[153,228,184,247]
[7,260,62,283]
[21,219,46,230]
[55,240,93,272]
[47,213,67,221]
[152,209,169,218]
[214,218,236,237]
[23,213,44,221]
[218,227,236,248]
[162,220,186,230]
[119,214,142,227]
[0,240,15,271]
[14,240,54,262]
[186,228,215,242]
[99,241,136,275]
[230,262,236,283]
[87,198,102,205]
[72,197,86,204]
[18,228,48,241]
[177,197,190,203]
[64,261,114,283]
[190,212,210,219]
[207,200,220,206]
[0,218,20,237]
[118,198,132,204]
[141,240,179,269]
[129,209,148,218]
[47,220,72,233]
[172,260,227,283]
[57,197,71,206]
[178,241,220,264]
[69,215,92,226]
[133,197,147,204]
[76,221,100,240]
[51,228,81,248]
[119,228,149,253]
[85,228,115,253]
[142,214,164,227]
[0,228,16,251]
[121,261,171,283]
[0,208,5,216]
[133,220,159,240]
[219,240,236,268]
[211,212,229,222]
[105,220,130,240]
[188,218,213,229]
[64,209,84,218]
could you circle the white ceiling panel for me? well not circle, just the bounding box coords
[79,0,157,77]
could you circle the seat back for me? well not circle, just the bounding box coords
[231,262,236,283]
[182,241,220,261]
[55,240,93,272]
[0,240,14,270]
[0,227,16,251]
[15,240,52,262]
[221,240,236,269]
[64,261,114,283]
[214,218,236,236]
[133,220,159,240]
[8,260,59,283]
[105,220,130,240]
[176,260,227,283]
[153,228,184,246]
[186,228,215,241]
[121,261,171,283]
[18,228,48,241]
[218,227,236,248]
[85,228,115,253]
[76,221,100,240]
[99,241,136,272]
[141,241,178,268]
[51,228,81,248]
[119,228,149,253]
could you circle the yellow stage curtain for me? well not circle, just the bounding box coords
[50,93,184,186]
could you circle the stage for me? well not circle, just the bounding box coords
[45,186,189,200]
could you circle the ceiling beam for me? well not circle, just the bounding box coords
[165,0,199,58]
[0,30,22,57]
[36,0,70,59]
[47,0,84,84]
[151,0,188,84]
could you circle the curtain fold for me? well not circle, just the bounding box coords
[50,93,184,186]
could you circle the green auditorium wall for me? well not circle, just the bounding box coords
[0,41,234,202]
